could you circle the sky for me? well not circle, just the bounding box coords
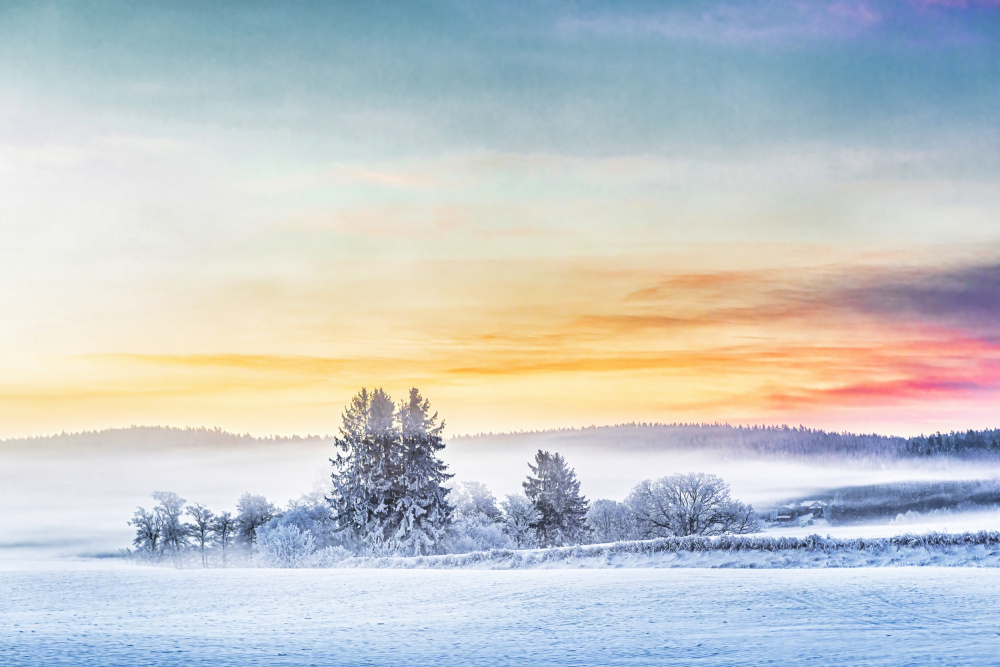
[1,0,999,438]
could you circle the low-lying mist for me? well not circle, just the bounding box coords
[3,425,1000,559]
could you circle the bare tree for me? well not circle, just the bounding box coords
[129,506,162,561]
[152,491,188,565]
[186,503,214,568]
[212,511,238,567]
[626,472,761,537]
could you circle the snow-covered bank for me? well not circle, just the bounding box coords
[333,532,1000,569]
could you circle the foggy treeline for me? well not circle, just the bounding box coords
[7,424,1000,462]
[0,425,327,452]
[454,424,1000,462]
[123,389,765,568]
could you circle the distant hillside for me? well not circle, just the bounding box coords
[3,423,999,461]
[0,426,330,452]
[452,424,1000,462]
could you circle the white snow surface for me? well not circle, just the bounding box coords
[3,561,1000,666]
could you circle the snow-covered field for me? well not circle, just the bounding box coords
[2,561,1000,666]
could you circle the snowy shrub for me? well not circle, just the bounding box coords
[236,493,278,550]
[308,545,353,567]
[254,524,316,568]
[276,492,342,549]
[444,481,515,553]
[446,514,515,554]
[501,493,540,548]
[451,481,503,522]
[586,499,641,544]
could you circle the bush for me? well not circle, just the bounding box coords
[254,524,316,568]
[308,545,353,567]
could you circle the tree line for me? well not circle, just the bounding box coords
[126,388,761,566]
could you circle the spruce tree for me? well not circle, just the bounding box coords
[329,387,400,551]
[522,450,589,547]
[330,387,454,555]
[392,388,453,555]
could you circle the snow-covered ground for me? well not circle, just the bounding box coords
[2,561,1000,666]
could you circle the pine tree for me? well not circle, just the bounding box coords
[329,387,401,552]
[329,387,454,555]
[392,388,453,555]
[522,450,589,547]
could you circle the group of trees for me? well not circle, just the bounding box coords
[443,451,591,553]
[127,387,761,566]
[328,388,593,554]
[128,491,271,566]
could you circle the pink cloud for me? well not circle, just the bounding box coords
[918,0,1000,7]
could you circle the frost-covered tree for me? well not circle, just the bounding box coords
[444,481,512,553]
[329,387,399,553]
[276,491,340,549]
[255,524,316,568]
[501,493,540,548]
[392,388,453,555]
[523,450,589,547]
[586,499,641,544]
[451,481,502,522]
[211,511,238,567]
[236,493,277,552]
[152,491,187,564]
[329,387,454,555]
[185,503,214,568]
[129,506,162,561]
[625,472,761,537]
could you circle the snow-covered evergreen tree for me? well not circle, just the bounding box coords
[392,388,453,555]
[329,387,400,553]
[522,450,589,547]
[330,387,454,555]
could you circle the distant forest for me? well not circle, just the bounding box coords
[452,423,1000,462]
[3,423,1000,461]
[0,426,327,451]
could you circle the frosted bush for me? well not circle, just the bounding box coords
[254,524,316,568]
[446,515,515,554]
[308,545,353,567]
